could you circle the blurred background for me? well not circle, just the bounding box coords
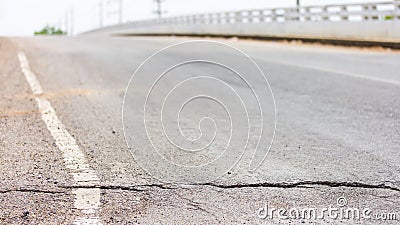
[0,0,391,36]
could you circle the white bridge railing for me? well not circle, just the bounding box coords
[100,1,400,44]
[136,1,400,26]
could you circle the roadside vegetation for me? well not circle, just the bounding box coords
[34,25,66,35]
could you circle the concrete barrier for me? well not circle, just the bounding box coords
[114,21,400,43]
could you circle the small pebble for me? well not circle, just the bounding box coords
[22,210,29,218]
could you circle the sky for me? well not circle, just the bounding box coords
[0,0,391,36]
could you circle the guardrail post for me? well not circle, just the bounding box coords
[271,9,277,22]
[340,5,348,21]
[234,11,242,23]
[282,9,287,21]
[248,10,254,23]
[372,5,379,21]
[203,14,209,24]
[258,10,265,22]
[363,5,371,21]
[198,14,204,24]
[284,8,293,21]
[395,1,400,20]
[322,6,329,21]
[192,15,197,24]
[211,13,216,24]
[303,7,310,21]
[212,13,222,24]
[223,12,228,23]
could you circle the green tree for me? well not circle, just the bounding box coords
[34,25,66,35]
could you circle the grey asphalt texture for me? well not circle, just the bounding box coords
[0,35,399,224]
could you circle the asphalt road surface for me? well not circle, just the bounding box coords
[0,35,399,224]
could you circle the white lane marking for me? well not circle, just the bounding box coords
[17,52,43,94]
[73,217,103,225]
[17,52,102,224]
[72,188,101,214]
[267,59,400,87]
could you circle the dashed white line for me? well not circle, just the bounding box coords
[17,51,102,225]
[17,52,43,94]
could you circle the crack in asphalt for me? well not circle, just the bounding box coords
[174,193,222,222]
[204,180,400,192]
[69,180,400,192]
[1,181,398,194]
[65,184,174,191]
[0,188,66,194]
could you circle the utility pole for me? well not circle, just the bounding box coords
[69,8,74,35]
[57,19,62,31]
[106,0,123,24]
[296,0,301,18]
[64,11,69,35]
[99,0,104,28]
[154,0,165,19]
[118,0,123,24]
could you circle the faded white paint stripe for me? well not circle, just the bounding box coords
[268,59,400,87]
[17,51,102,225]
[17,52,43,94]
